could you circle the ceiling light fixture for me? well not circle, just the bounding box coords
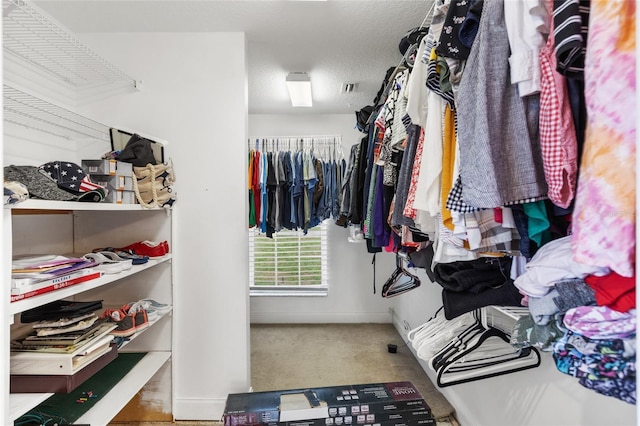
[342,82,358,93]
[286,72,313,107]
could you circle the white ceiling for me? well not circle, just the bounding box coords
[33,0,434,115]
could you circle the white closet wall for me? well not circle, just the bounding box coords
[249,114,397,324]
[70,32,250,420]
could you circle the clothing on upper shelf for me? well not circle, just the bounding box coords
[552,328,636,405]
[513,236,610,298]
[585,272,636,313]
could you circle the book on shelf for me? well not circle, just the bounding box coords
[10,323,117,375]
[21,315,101,346]
[11,320,113,353]
[12,254,87,271]
[10,271,102,302]
[12,268,99,292]
[32,311,96,329]
[12,259,98,287]
[20,299,104,323]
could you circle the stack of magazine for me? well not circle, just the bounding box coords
[11,254,101,301]
[10,301,118,392]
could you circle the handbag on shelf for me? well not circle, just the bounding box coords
[132,159,176,209]
[114,131,176,209]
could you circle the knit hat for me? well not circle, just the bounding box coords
[39,161,107,202]
[4,165,77,201]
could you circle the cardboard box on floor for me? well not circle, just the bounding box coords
[223,382,433,426]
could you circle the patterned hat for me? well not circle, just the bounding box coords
[39,161,108,202]
[4,165,77,201]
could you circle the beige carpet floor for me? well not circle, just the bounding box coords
[112,324,458,425]
[250,323,456,423]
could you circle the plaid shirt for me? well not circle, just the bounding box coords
[539,17,579,209]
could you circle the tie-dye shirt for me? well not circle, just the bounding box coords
[571,0,636,277]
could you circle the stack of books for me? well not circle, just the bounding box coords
[11,255,101,302]
[10,301,118,393]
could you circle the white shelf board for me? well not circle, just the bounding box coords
[10,255,172,315]
[75,351,170,425]
[8,199,169,212]
[10,392,54,422]
[10,352,170,424]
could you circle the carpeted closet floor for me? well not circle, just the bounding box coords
[250,324,456,424]
[114,323,458,426]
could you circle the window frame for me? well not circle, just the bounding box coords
[249,221,328,297]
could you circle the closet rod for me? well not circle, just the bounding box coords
[247,136,342,149]
[248,135,342,140]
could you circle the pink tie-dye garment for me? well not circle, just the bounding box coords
[571,0,636,277]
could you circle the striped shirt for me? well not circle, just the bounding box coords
[553,0,590,77]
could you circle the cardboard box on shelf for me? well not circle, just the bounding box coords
[223,382,430,426]
[104,189,136,204]
[82,159,133,177]
[92,174,134,191]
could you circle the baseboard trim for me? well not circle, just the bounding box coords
[250,312,392,324]
[174,397,227,421]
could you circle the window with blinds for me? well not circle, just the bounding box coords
[249,222,328,296]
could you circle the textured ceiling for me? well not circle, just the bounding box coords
[33,0,434,115]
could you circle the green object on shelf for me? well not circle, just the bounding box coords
[15,352,146,425]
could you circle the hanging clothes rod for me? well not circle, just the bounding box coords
[247,136,345,162]
[247,136,343,149]
[419,0,436,30]
[248,135,342,140]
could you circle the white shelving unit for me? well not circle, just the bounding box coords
[6,201,175,424]
[3,1,175,423]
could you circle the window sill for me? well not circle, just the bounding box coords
[250,288,328,297]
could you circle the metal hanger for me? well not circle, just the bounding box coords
[381,252,421,297]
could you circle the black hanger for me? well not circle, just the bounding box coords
[431,309,541,387]
[430,309,486,370]
[381,253,421,298]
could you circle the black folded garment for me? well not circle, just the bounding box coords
[433,257,512,294]
[21,300,103,323]
[408,243,436,282]
[442,282,523,320]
